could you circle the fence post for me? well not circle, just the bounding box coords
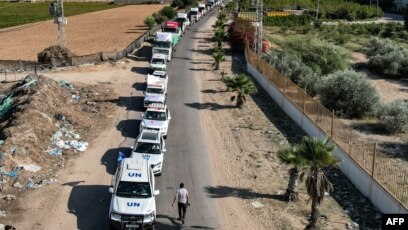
[35,64,37,74]
[302,88,306,112]
[348,140,352,157]
[330,110,334,139]
[284,76,287,94]
[371,143,377,178]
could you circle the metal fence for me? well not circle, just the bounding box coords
[246,45,408,208]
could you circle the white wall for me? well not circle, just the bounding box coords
[245,51,408,214]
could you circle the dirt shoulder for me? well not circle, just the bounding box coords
[0,5,164,61]
[194,15,382,230]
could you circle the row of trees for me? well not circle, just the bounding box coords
[144,6,177,29]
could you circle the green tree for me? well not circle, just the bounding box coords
[222,74,257,109]
[153,12,166,24]
[144,16,156,29]
[159,6,177,20]
[212,48,225,70]
[278,146,309,201]
[298,137,339,229]
[214,28,226,47]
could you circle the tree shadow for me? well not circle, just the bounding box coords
[188,48,213,56]
[378,141,408,160]
[184,102,235,111]
[351,122,390,136]
[171,56,192,61]
[325,168,382,229]
[190,61,213,65]
[203,185,287,201]
[67,185,111,230]
[189,68,211,72]
[61,181,85,187]
[94,96,145,112]
[100,147,132,175]
[117,119,141,139]
[201,89,226,94]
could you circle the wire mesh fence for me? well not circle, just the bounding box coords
[247,45,408,208]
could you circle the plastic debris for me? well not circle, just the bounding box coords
[21,76,38,89]
[47,148,63,156]
[12,182,22,188]
[251,201,264,209]
[9,146,18,155]
[72,95,81,102]
[25,180,37,190]
[54,114,65,121]
[18,164,42,173]
[1,170,18,178]
[0,140,4,145]
[69,140,88,151]
[59,80,74,90]
[51,131,63,143]
[0,96,13,119]
[0,210,6,217]
[0,152,2,160]
[3,194,17,202]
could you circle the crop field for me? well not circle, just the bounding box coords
[0,2,121,29]
[0,4,164,61]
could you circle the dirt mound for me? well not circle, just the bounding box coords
[37,46,74,67]
[0,74,116,192]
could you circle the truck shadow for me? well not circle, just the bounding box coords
[100,147,132,175]
[67,184,111,230]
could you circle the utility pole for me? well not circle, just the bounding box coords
[316,0,320,21]
[50,0,67,47]
[254,0,263,54]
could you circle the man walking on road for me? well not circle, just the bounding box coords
[172,182,189,224]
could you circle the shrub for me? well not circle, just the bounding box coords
[153,12,166,24]
[171,0,197,8]
[159,6,177,20]
[262,51,320,96]
[144,16,156,29]
[264,14,312,27]
[318,69,379,118]
[284,37,348,75]
[364,37,408,78]
[228,18,254,52]
[376,100,408,134]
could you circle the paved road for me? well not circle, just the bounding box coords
[124,9,220,230]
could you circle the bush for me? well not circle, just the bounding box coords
[364,37,408,78]
[171,0,198,8]
[153,12,166,24]
[264,14,312,27]
[376,100,408,134]
[159,6,177,20]
[228,18,254,52]
[284,37,348,75]
[318,69,379,118]
[144,16,156,29]
[262,51,320,96]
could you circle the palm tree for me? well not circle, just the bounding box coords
[213,19,227,29]
[277,146,309,201]
[213,28,226,47]
[222,74,257,109]
[298,137,340,229]
[212,49,225,70]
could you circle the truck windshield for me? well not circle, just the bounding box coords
[116,182,152,198]
[145,111,166,121]
[163,28,177,33]
[135,142,161,154]
[153,41,171,48]
[190,11,198,15]
[151,58,165,64]
[146,87,164,94]
[177,18,186,23]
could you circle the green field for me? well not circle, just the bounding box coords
[0,2,121,29]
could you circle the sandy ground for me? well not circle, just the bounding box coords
[0,5,163,61]
[193,15,382,230]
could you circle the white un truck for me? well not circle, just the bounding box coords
[140,103,171,138]
[108,157,159,230]
[152,32,173,62]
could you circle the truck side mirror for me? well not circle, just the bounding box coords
[154,190,160,196]
[108,187,114,194]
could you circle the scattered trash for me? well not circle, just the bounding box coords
[251,201,264,209]
[69,140,88,151]
[9,146,18,155]
[59,80,74,90]
[276,190,284,195]
[324,192,330,196]
[25,180,37,190]
[86,101,96,106]
[54,114,65,121]
[0,140,4,145]
[1,170,19,178]
[47,148,63,156]
[72,95,81,102]
[0,96,13,119]
[24,148,30,155]
[18,164,42,173]
[20,76,38,89]
[0,210,6,217]
[3,194,17,202]
[12,182,22,188]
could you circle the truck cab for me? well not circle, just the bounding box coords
[152,32,173,62]
[108,158,159,230]
[132,129,166,176]
[140,103,171,138]
[198,4,207,16]
[163,21,180,47]
[149,53,167,73]
[176,13,190,34]
[190,7,200,23]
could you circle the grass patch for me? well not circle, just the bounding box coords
[0,2,121,29]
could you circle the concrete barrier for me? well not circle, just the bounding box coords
[245,50,408,214]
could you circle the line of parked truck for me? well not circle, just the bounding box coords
[107,1,221,229]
